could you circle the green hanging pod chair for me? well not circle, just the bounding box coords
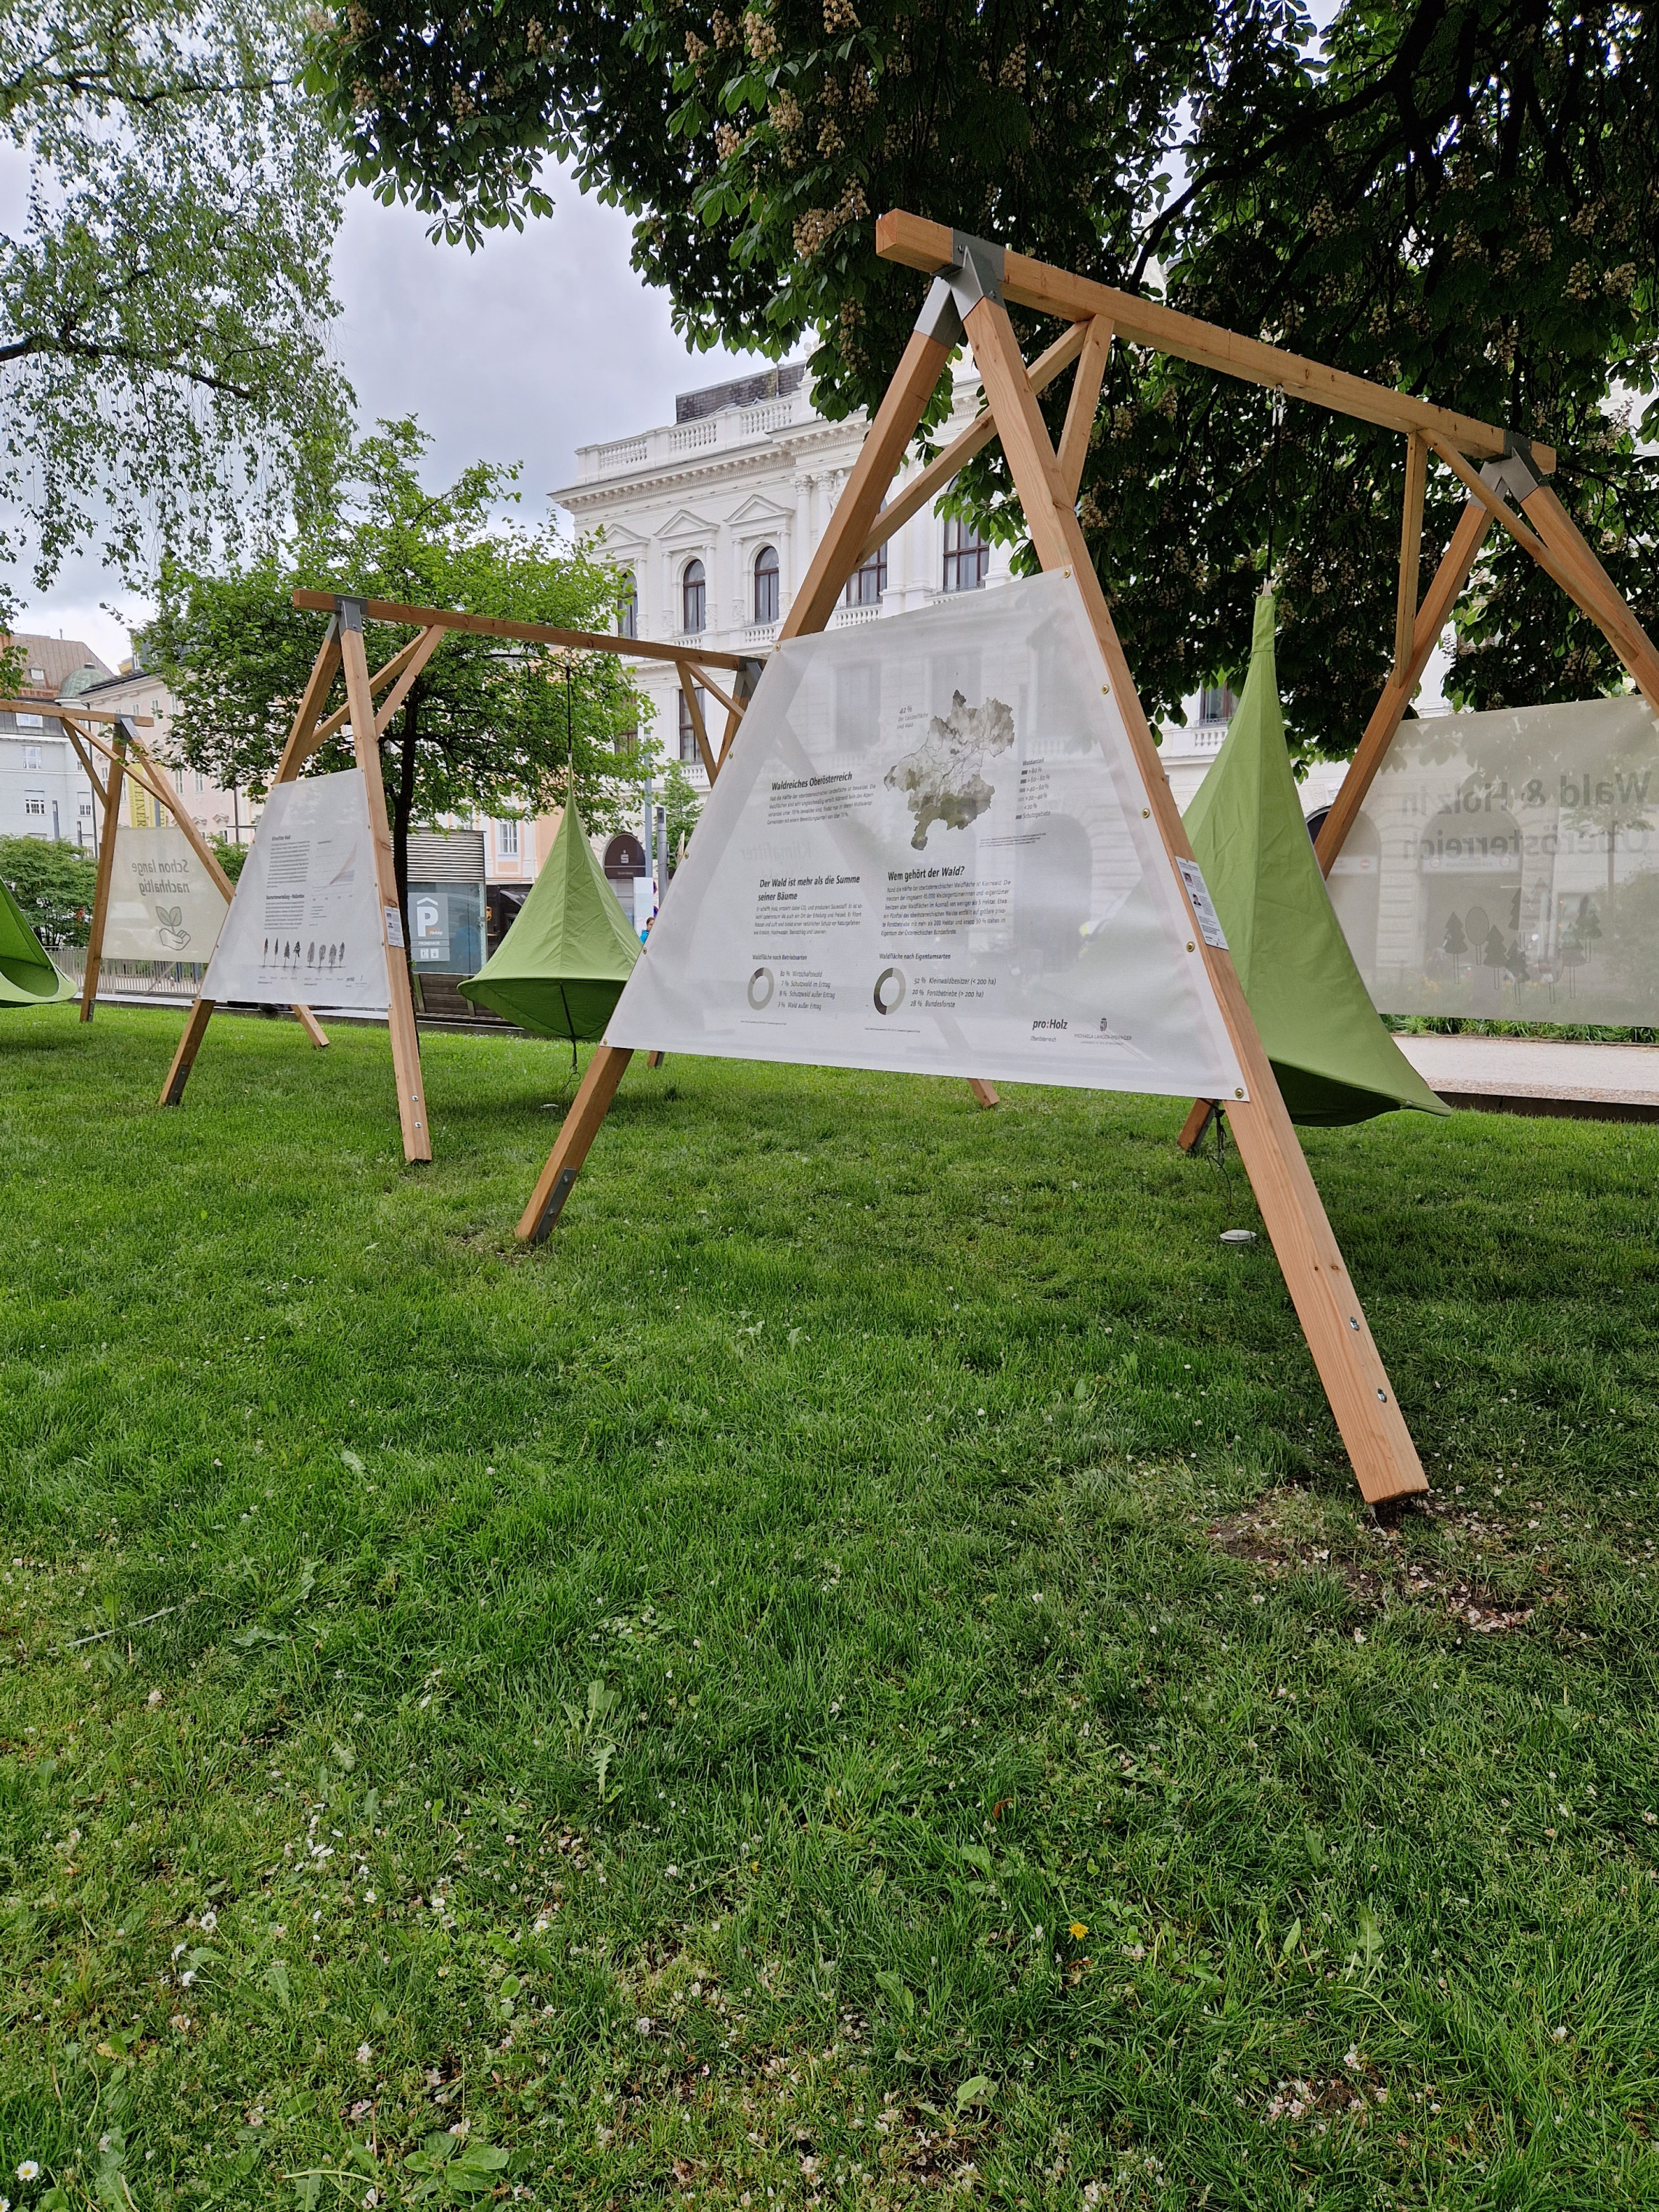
[459,797,641,1041]
[1182,594,1449,1128]
[0,875,77,1007]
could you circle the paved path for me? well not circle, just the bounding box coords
[1396,1033,1659,1121]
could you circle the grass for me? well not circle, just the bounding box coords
[3,1002,1659,2211]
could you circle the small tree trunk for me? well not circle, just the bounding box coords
[390,696,419,924]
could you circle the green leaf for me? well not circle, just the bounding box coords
[956,2075,994,2110]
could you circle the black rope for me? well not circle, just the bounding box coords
[1264,385,1285,591]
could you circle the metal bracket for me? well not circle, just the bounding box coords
[912,230,1007,343]
[536,1166,579,1238]
[1481,449,1539,506]
[736,657,766,700]
[335,596,366,631]
[914,274,966,348]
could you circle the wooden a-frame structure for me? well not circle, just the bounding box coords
[157,592,782,1163]
[508,208,1562,1507]
[1157,343,1659,1152]
[4,695,330,1046]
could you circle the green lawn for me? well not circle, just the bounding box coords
[3,1004,1658,2210]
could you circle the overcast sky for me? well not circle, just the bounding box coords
[15,164,774,669]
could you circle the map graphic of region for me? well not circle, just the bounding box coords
[884,689,1016,850]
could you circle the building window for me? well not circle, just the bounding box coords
[23,790,46,818]
[16,710,41,729]
[28,666,44,683]
[496,818,520,859]
[754,544,779,623]
[1200,686,1238,724]
[681,558,706,634]
[194,769,205,793]
[22,744,41,770]
[678,686,708,763]
[845,538,886,607]
[618,573,638,639]
[942,515,989,593]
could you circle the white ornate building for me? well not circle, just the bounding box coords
[553,360,1016,802]
[550,361,1345,837]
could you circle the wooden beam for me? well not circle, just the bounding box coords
[967,1078,1000,1110]
[782,324,955,642]
[1517,478,1659,716]
[1057,316,1113,502]
[374,625,448,737]
[274,627,344,785]
[675,663,718,782]
[875,210,1545,470]
[853,319,1090,568]
[295,626,438,762]
[960,286,1426,1503]
[290,591,755,674]
[518,1044,634,1241]
[0,699,154,726]
[58,718,107,809]
[70,721,192,823]
[1394,432,1428,673]
[81,724,127,1022]
[340,618,432,1163]
[1314,496,1493,874]
[685,664,745,723]
[160,996,216,1106]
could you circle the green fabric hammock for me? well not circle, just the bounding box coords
[1182,594,1449,1128]
[0,874,76,1007]
[459,797,641,1040]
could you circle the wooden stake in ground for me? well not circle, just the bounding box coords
[80,721,128,1022]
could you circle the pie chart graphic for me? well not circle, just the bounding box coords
[747,965,775,1009]
[872,966,906,1015]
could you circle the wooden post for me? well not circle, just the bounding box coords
[1057,316,1113,502]
[340,602,432,1164]
[782,325,954,642]
[81,724,128,1021]
[519,1043,634,1241]
[160,997,216,1105]
[853,320,1090,568]
[675,663,718,781]
[1394,432,1428,672]
[273,625,344,783]
[1515,478,1659,703]
[1312,496,1492,874]
[960,285,1425,1502]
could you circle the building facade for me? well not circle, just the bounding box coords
[0,635,112,847]
[549,363,1341,853]
[552,361,1013,813]
[73,668,254,848]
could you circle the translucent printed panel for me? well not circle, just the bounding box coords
[1332,695,1659,1023]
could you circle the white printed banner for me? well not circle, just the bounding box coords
[607,570,1246,1099]
[1332,692,1659,1025]
[102,824,229,961]
[200,771,390,1011]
